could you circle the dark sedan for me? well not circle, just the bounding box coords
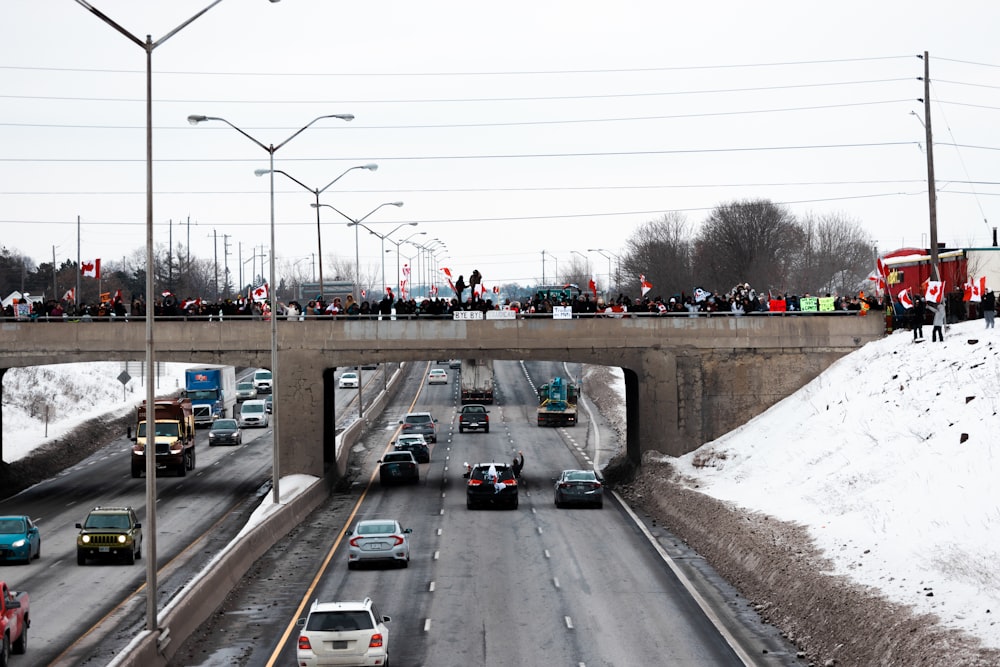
[208,418,243,446]
[554,469,604,508]
[378,451,419,485]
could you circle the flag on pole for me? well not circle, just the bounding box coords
[81,259,101,278]
[640,274,653,297]
[925,280,944,303]
[588,278,597,298]
[62,288,75,301]
[252,283,269,302]
[402,263,411,279]
[897,288,914,309]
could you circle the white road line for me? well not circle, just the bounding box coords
[564,616,574,629]
[544,549,551,559]
[433,550,440,560]
[553,577,561,589]
[428,581,436,592]
[436,528,443,536]
[423,618,432,632]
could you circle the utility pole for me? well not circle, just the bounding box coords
[223,233,232,299]
[920,51,940,281]
[213,228,219,302]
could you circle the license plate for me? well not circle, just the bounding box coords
[363,542,387,551]
[468,421,480,427]
[332,640,348,649]
[99,547,110,552]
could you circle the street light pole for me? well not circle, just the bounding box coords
[392,231,427,297]
[311,202,404,304]
[588,248,619,301]
[188,112,354,509]
[73,0,280,637]
[256,164,377,302]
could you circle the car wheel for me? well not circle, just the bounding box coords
[459,426,464,433]
[511,497,519,510]
[11,620,26,654]
[126,549,135,565]
[34,540,41,560]
[466,498,474,510]
[348,561,357,570]
[131,465,142,479]
[2,635,11,666]
[485,426,490,433]
[400,557,409,569]
[136,538,142,560]
[77,552,85,566]
[595,500,603,509]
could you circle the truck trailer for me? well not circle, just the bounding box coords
[132,398,197,477]
[460,359,494,404]
[183,365,237,427]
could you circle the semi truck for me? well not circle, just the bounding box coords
[183,365,236,427]
[132,398,197,478]
[537,376,578,427]
[460,359,494,404]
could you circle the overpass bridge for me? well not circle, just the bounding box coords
[0,313,884,477]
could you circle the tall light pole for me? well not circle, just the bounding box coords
[588,248,620,300]
[390,231,427,297]
[255,164,377,301]
[73,0,280,636]
[311,202,404,302]
[355,222,418,297]
[542,250,558,283]
[188,112,354,508]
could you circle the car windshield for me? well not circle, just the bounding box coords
[472,465,514,482]
[566,471,597,482]
[405,415,431,424]
[464,406,485,413]
[0,518,26,533]
[243,404,263,414]
[383,453,412,462]
[85,514,131,530]
[306,610,374,632]
[137,422,179,438]
[213,420,238,430]
[255,371,271,380]
[238,383,253,390]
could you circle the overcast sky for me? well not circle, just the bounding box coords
[4,1,999,295]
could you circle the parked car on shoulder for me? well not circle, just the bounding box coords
[554,469,604,508]
[339,371,360,389]
[346,518,412,569]
[427,368,448,385]
[76,506,142,565]
[393,434,430,463]
[0,515,41,563]
[235,381,257,402]
[239,399,269,428]
[208,418,242,446]
[458,404,489,433]
[399,411,438,443]
[378,451,419,485]
[297,597,391,667]
[464,461,518,509]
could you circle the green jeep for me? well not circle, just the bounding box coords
[76,506,143,565]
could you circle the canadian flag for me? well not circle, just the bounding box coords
[252,283,269,302]
[430,285,438,296]
[402,263,411,279]
[876,257,887,277]
[964,279,982,303]
[441,267,452,279]
[925,280,944,303]
[81,259,101,279]
[640,274,653,297]
[492,285,500,295]
[897,288,914,309]
[588,278,597,297]
[62,288,75,301]
[361,289,367,299]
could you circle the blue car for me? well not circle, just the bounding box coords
[0,515,41,564]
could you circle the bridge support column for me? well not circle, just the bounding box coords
[277,350,326,478]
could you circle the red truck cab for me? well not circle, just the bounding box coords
[0,580,30,661]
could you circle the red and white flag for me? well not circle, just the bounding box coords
[925,280,944,303]
[361,289,367,299]
[876,257,887,277]
[897,288,914,309]
[640,274,653,297]
[430,285,438,296]
[62,288,75,301]
[588,278,597,297]
[440,267,452,279]
[81,259,101,279]
[252,283,269,302]
[492,285,500,295]
[402,263,411,279]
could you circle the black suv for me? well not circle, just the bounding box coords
[76,506,143,565]
[464,462,518,509]
[458,404,490,433]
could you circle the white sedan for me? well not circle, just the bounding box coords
[346,518,411,569]
[427,369,448,385]
[338,371,360,389]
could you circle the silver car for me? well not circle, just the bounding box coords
[347,519,411,569]
[554,469,604,508]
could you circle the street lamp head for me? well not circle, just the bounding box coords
[390,201,404,207]
[254,169,271,177]
[334,114,355,122]
[363,163,379,171]
[187,115,208,125]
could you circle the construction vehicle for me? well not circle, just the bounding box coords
[460,359,494,404]
[132,398,197,477]
[537,376,578,427]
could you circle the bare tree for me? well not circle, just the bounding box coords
[794,212,875,295]
[621,212,694,298]
[694,199,803,294]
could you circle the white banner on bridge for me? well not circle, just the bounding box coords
[553,306,573,320]
[486,310,516,320]
[453,310,483,320]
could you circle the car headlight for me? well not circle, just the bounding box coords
[11,539,26,548]
[118,534,127,544]
[82,535,91,544]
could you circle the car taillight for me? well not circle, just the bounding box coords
[391,536,404,546]
[369,632,384,648]
[298,635,312,650]
[468,479,484,486]
[349,537,361,547]
[558,482,570,489]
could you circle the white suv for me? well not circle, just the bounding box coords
[297,597,391,667]
[252,369,272,394]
